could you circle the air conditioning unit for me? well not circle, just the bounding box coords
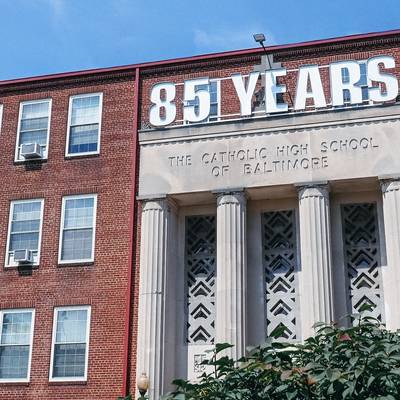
[14,249,34,264]
[20,143,42,159]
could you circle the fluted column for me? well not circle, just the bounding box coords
[298,184,334,339]
[215,191,247,360]
[381,179,400,330]
[136,198,176,400]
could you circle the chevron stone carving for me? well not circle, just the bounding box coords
[186,215,216,345]
[262,210,299,340]
[341,203,384,322]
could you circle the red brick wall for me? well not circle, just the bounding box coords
[0,75,137,399]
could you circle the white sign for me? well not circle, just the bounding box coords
[149,56,399,127]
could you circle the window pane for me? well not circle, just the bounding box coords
[359,63,368,86]
[13,202,41,221]
[56,310,87,343]
[71,96,100,126]
[21,117,48,132]
[1,312,32,345]
[61,229,93,261]
[0,345,29,379]
[11,219,40,233]
[10,232,39,252]
[362,86,369,101]
[22,102,49,120]
[53,343,86,378]
[64,198,94,230]
[210,104,218,117]
[20,129,48,146]
[68,124,99,154]
[341,68,350,83]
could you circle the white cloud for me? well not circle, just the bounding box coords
[45,0,66,19]
[193,27,277,52]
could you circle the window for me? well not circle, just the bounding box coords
[66,93,103,156]
[49,306,91,381]
[15,99,51,161]
[58,194,97,264]
[341,61,369,104]
[185,80,220,123]
[0,309,35,382]
[5,199,44,267]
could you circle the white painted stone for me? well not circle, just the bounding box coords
[138,108,400,197]
[216,191,247,360]
[136,198,177,400]
[381,180,400,330]
[298,185,334,339]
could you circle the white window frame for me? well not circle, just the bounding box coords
[0,308,35,383]
[49,305,91,382]
[65,93,103,157]
[14,99,52,162]
[58,194,97,264]
[5,198,45,268]
[184,79,221,124]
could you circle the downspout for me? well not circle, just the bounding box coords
[122,66,141,397]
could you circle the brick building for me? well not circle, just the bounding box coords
[0,69,139,399]
[1,29,400,400]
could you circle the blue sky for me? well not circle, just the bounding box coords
[0,0,399,81]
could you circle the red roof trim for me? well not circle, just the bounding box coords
[1,28,400,87]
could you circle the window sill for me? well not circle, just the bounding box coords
[48,380,87,386]
[0,381,30,386]
[14,158,48,164]
[4,264,39,270]
[13,159,48,170]
[65,153,100,160]
[57,262,94,268]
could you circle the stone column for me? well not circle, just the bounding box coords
[215,190,247,360]
[136,198,177,400]
[381,179,400,330]
[297,184,334,340]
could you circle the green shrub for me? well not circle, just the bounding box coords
[164,312,400,399]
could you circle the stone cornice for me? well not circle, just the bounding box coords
[139,105,400,147]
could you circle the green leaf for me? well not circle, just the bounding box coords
[215,343,234,354]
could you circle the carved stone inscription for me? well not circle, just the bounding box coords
[139,119,400,196]
[168,137,378,178]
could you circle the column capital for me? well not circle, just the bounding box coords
[296,183,329,201]
[213,188,247,206]
[140,196,178,214]
[380,179,400,194]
